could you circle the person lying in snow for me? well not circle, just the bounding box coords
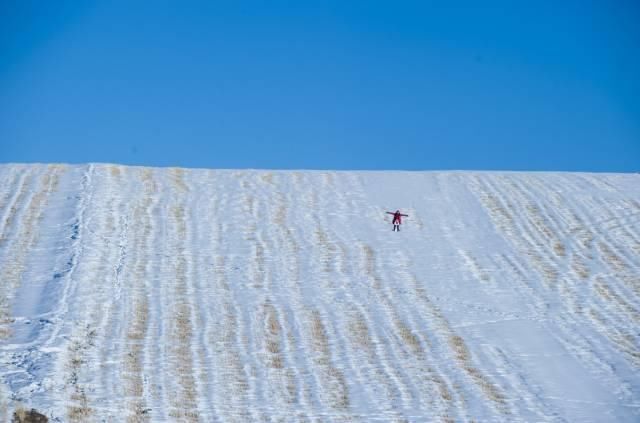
[386,210,408,232]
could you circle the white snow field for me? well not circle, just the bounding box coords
[0,164,639,422]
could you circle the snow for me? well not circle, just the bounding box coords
[0,163,639,422]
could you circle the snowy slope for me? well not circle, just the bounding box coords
[0,163,639,422]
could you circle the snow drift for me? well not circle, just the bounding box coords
[0,163,639,421]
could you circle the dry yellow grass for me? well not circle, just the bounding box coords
[67,392,92,423]
[121,170,157,419]
[1,168,62,339]
[396,319,423,354]
[124,297,149,393]
[589,307,640,368]
[473,182,566,288]
[525,203,566,257]
[165,170,199,421]
[553,242,566,257]
[598,242,629,273]
[0,173,32,247]
[358,244,458,411]
[263,303,285,369]
[571,255,590,280]
[449,335,506,407]
[260,172,274,185]
[109,165,122,178]
[594,278,640,323]
[310,311,330,356]
[244,195,255,216]
[482,193,514,231]
[315,227,337,273]
[308,310,350,410]
[274,203,286,226]
[65,328,96,422]
[209,231,252,410]
[347,312,372,352]
[460,251,490,283]
[361,244,384,290]
[526,251,558,285]
[169,167,189,193]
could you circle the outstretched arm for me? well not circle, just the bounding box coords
[385,212,395,215]
[400,214,409,217]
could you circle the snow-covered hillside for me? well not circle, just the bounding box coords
[1,164,639,422]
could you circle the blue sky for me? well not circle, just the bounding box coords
[1,1,638,171]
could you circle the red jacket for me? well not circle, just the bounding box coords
[387,211,408,224]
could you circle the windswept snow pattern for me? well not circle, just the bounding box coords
[1,164,639,422]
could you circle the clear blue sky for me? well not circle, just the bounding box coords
[1,1,639,171]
